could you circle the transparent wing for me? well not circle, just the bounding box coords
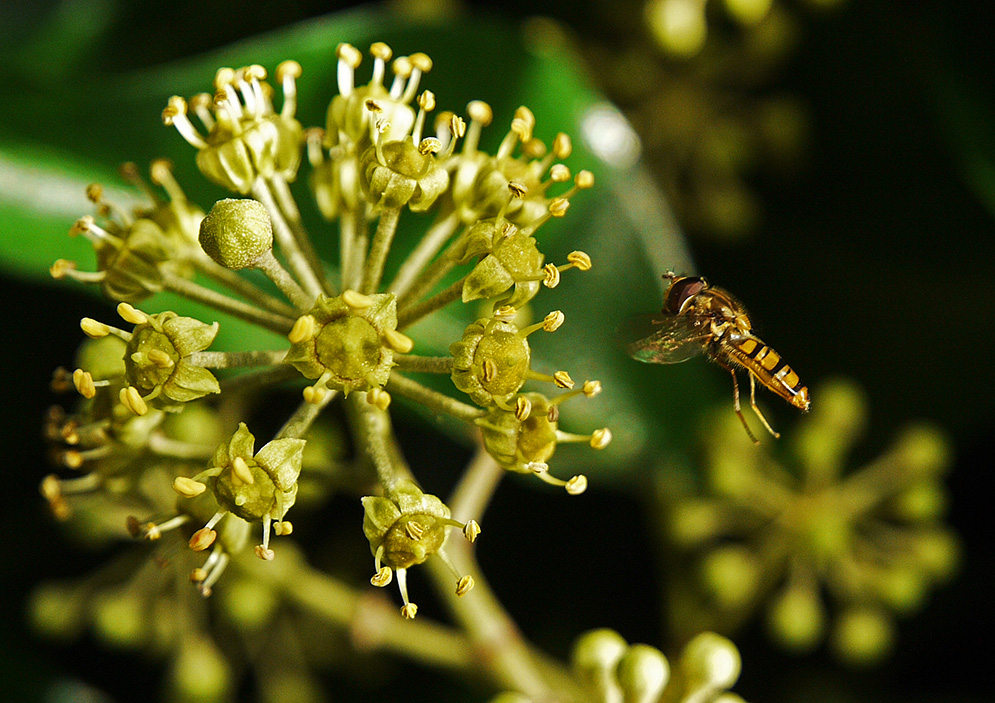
[626,315,706,364]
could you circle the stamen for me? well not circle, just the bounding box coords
[366,387,391,411]
[72,369,96,398]
[162,96,209,150]
[389,56,413,100]
[231,456,255,485]
[288,314,316,344]
[336,43,362,97]
[382,328,414,353]
[173,476,207,497]
[117,302,150,325]
[276,60,302,118]
[119,386,148,416]
[370,42,392,88]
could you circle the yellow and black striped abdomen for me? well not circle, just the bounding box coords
[726,335,810,411]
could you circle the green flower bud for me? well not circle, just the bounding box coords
[572,629,628,701]
[450,317,531,406]
[700,545,760,609]
[285,291,402,396]
[168,633,232,703]
[616,644,670,703]
[198,198,273,269]
[93,587,148,649]
[766,584,825,652]
[831,607,894,665]
[679,632,741,692]
[892,423,951,479]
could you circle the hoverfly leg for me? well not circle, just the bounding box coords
[726,366,760,446]
[748,373,780,439]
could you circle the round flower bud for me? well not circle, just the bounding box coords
[199,198,274,270]
[616,644,669,703]
[766,584,825,652]
[571,629,627,701]
[831,607,894,665]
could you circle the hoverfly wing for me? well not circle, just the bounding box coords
[626,317,706,365]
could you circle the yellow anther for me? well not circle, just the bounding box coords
[371,566,393,587]
[405,520,426,541]
[450,114,467,138]
[117,302,149,325]
[528,461,549,474]
[337,43,363,68]
[522,138,546,159]
[549,198,570,217]
[120,386,148,416]
[549,163,571,182]
[409,52,433,72]
[342,289,374,311]
[85,183,104,203]
[60,450,83,470]
[50,259,76,279]
[244,64,267,82]
[365,99,383,113]
[288,315,316,344]
[515,395,532,421]
[575,170,595,189]
[254,545,275,561]
[418,90,436,111]
[173,476,208,498]
[501,222,518,239]
[276,60,302,81]
[493,305,517,322]
[463,520,482,543]
[565,475,588,495]
[370,42,392,60]
[553,370,575,389]
[582,380,603,397]
[467,100,493,125]
[543,310,565,332]
[392,56,413,78]
[80,318,111,338]
[400,603,419,620]
[72,369,96,399]
[69,216,95,236]
[147,349,174,369]
[590,428,613,450]
[189,568,208,583]
[456,575,475,597]
[161,95,187,125]
[418,137,442,155]
[553,132,573,159]
[567,251,592,271]
[480,358,498,384]
[274,521,293,536]
[213,67,236,90]
[303,384,327,405]
[366,387,391,411]
[508,181,528,198]
[189,527,217,552]
[231,456,255,485]
[382,328,414,354]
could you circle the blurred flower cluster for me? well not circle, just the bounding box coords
[584,0,844,239]
[663,379,959,664]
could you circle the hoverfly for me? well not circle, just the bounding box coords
[628,272,810,444]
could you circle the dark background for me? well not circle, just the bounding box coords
[1,1,991,702]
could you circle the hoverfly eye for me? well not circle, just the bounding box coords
[664,277,706,315]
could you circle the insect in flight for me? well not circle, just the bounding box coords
[628,272,810,444]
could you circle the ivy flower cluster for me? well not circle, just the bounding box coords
[42,41,609,645]
[664,379,958,664]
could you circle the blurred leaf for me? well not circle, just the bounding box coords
[0,6,714,483]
